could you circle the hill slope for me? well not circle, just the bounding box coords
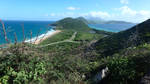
[95,19,150,56]
[51,17,91,31]
[76,17,89,24]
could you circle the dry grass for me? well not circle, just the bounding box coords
[0,19,10,44]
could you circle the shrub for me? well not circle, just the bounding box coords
[0,44,47,84]
[107,57,136,84]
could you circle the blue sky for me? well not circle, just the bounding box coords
[0,0,150,22]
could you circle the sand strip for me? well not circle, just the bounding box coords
[34,30,61,44]
[32,30,61,44]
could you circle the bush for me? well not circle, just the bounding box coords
[44,54,90,84]
[107,57,136,84]
[0,44,47,84]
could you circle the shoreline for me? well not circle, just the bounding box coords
[34,30,61,44]
[25,29,61,44]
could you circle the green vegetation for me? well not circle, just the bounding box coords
[0,44,47,84]
[40,30,74,45]
[76,17,89,24]
[93,19,150,84]
[0,24,108,84]
[1,17,150,84]
[41,42,80,52]
[51,17,91,31]
[39,29,105,53]
[0,43,92,84]
[95,19,150,56]
[74,32,103,42]
[101,43,150,84]
[92,29,114,35]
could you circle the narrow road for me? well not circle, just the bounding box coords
[37,32,79,48]
[69,32,77,41]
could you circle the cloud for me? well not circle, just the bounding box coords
[67,7,80,11]
[50,13,56,17]
[82,6,150,22]
[82,11,111,20]
[118,6,136,16]
[44,11,110,21]
[44,14,49,17]
[45,6,150,22]
[120,0,129,4]
[114,6,150,22]
[47,12,77,19]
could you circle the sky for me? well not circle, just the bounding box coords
[0,0,150,23]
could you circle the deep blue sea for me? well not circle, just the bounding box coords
[88,23,136,32]
[0,21,55,44]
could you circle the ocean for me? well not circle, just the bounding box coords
[88,23,136,32]
[0,21,55,44]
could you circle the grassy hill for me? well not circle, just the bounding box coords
[51,17,91,31]
[89,19,150,84]
[95,19,150,56]
[76,17,89,24]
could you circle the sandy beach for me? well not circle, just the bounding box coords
[33,30,61,44]
[25,30,61,44]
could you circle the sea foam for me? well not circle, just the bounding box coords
[25,29,55,43]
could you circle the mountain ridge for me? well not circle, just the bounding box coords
[51,17,91,31]
[95,19,150,56]
[87,19,136,24]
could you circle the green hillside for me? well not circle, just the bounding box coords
[95,19,150,56]
[91,19,150,84]
[51,17,91,31]
[76,17,89,24]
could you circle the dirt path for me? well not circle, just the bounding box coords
[37,32,79,48]
[69,32,77,41]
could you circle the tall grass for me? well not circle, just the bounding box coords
[0,19,10,44]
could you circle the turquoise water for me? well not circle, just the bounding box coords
[88,23,136,32]
[0,21,55,44]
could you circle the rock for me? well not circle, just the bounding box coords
[93,67,109,83]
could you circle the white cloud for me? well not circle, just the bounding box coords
[44,14,49,17]
[44,11,110,21]
[45,6,150,22]
[82,11,111,20]
[114,6,150,22]
[118,6,136,16]
[50,13,56,17]
[67,7,80,11]
[120,0,129,4]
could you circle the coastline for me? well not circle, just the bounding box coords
[25,29,61,44]
[34,30,61,44]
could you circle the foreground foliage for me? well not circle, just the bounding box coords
[0,44,46,84]
[99,43,150,84]
[0,29,105,84]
